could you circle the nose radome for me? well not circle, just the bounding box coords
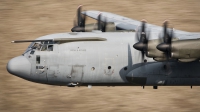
[7,56,31,78]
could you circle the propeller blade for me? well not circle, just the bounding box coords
[141,51,145,61]
[102,17,107,32]
[165,51,172,75]
[163,21,168,43]
[80,14,86,27]
[133,20,149,59]
[137,20,148,64]
[157,20,175,76]
[139,21,148,43]
[77,5,82,27]
[157,21,173,56]
[71,5,86,32]
[169,28,174,40]
[97,13,102,30]
[135,26,140,41]
[141,21,145,33]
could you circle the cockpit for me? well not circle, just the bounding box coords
[24,42,54,55]
[30,42,53,51]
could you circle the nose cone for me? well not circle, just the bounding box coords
[7,56,31,78]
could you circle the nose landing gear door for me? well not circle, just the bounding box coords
[34,54,48,82]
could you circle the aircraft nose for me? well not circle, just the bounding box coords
[7,56,31,78]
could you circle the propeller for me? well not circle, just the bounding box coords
[133,20,149,61]
[97,13,107,32]
[71,8,108,32]
[156,21,174,75]
[71,5,86,32]
[156,21,173,59]
[102,16,107,32]
[97,13,101,30]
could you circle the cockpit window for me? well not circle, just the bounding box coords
[41,45,47,51]
[40,44,53,51]
[47,45,53,51]
[32,43,42,50]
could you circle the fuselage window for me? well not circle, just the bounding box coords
[36,55,40,64]
[47,45,53,51]
[30,51,35,54]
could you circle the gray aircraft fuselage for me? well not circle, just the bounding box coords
[7,32,200,87]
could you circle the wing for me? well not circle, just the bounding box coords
[82,10,200,40]
[82,10,168,33]
[82,10,161,31]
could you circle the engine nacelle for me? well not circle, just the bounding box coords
[171,39,200,59]
[85,22,116,32]
[146,39,166,58]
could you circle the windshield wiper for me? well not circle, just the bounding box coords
[22,47,36,55]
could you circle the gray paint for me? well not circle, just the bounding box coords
[7,32,200,86]
[6,11,200,87]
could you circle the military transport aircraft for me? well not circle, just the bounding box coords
[7,6,200,89]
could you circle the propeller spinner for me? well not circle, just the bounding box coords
[133,20,149,60]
